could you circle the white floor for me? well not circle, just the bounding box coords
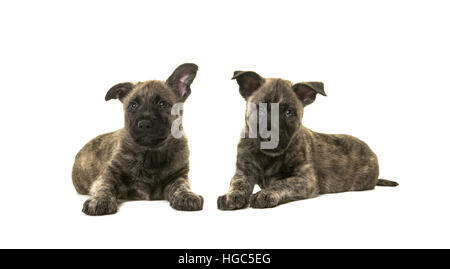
[1,161,447,248]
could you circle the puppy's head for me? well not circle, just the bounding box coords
[105,63,198,148]
[232,70,325,155]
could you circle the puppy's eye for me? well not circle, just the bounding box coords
[129,102,138,110]
[158,100,169,109]
[285,109,293,118]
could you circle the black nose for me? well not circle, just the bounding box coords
[137,120,152,130]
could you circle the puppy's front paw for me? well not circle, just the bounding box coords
[170,192,204,211]
[82,196,118,216]
[217,191,249,210]
[249,191,280,209]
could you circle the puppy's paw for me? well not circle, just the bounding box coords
[170,192,204,211]
[217,191,249,210]
[82,196,118,216]
[249,191,280,209]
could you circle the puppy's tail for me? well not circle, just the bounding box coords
[376,179,399,187]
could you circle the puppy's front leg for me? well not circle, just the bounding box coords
[250,176,319,209]
[164,177,204,211]
[217,171,255,210]
[82,167,120,216]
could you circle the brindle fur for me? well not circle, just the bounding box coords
[218,71,398,210]
[72,63,203,215]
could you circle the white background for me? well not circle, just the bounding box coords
[1,0,449,248]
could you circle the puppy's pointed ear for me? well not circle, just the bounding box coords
[166,63,198,102]
[105,82,134,102]
[232,71,264,100]
[292,82,326,106]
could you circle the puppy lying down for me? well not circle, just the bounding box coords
[72,63,203,215]
[218,71,398,210]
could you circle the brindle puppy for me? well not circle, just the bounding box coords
[72,63,203,215]
[218,71,398,210]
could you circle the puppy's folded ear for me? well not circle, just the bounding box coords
[166,63,198,102]
[232,71,264,100]
[105,82,134,102]
[292,82,326,106]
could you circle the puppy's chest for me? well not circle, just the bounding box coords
[260,159,293,184]
[260,153,307,185]
[263,161,294,178]
[125,151,172,185]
